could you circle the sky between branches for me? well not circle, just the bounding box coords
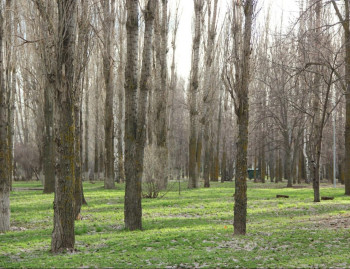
[172,0,299,80]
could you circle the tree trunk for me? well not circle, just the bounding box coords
[74,106,82,219]
[284,142,292,187]
[196,130,203,181]
[117,6,125,183]
[94,98,99,180]
[102,0,116,190]
[0,5,10,232]
[253,152,257,183]
[5,0,14,190]
[43,78,55,193]
[275,150,279,183]
[234,105,249,235]
[203,128,210,187]
[188,0,203,189]
[137,0,157,196]
[124,0,141,231]
[153,0,168,190]
[261,145,265,183]
[221,136,226,183]
[233,0,254,236]
[202,0,219,187]
[84,72,89,180]
[51,0,77,253]
[331,0,350,195]
[214,90,222,182]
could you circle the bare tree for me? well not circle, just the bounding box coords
[224,0,255,235]
[188,0,204,189]
[101,0,116,189]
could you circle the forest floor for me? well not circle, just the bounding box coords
[1,180,350,268]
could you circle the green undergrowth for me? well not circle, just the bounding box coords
[1,180,350,268]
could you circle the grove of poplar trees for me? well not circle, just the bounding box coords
[0,0,350,252]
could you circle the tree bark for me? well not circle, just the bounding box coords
[116,4,126,183]
[331,0,350,195]
[0,5,10,233]
[102,0,116,189]
[84,71,89,180]
[43,78,55,193]
[188,0,204,189]
[233,0,254,235]
[154,0,168,190]
[124,0,141,230]
[51,0,77,253]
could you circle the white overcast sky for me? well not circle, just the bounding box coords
[171,0,299,79]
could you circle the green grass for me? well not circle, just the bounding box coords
[1,180,350,268]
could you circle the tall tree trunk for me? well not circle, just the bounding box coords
[102,0,116,189]
[154,0,168,189]
[51,0,77,253]
[5,0,14,190]
[137,0,157,196]
[233,0,254,235]
[0,5,10,233]
[124,0,141,230]
[331,0,350,195]
[188,0,204,189]
[117,5,126,183]
[202,0,218,186]
[33,0,56,192]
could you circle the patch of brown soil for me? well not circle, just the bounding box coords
[307,214,350,229]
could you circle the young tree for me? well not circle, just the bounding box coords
[233,0,254,235]
[224,0,255,235]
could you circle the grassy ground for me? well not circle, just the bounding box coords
[1,180,350,268]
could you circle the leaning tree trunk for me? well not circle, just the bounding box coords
[51,0,77,253]
[0,6,10,233]
[233,0,254,236]
[124,0,141,231]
